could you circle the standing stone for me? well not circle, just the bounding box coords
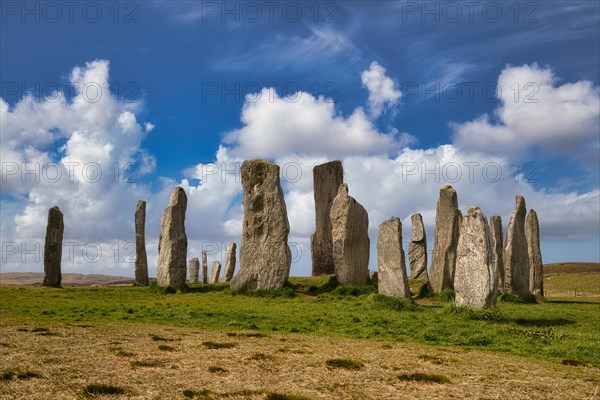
[156,187,188,291]
[311,160,344,276]
[230,160,292,290]
[503,195,530,296]
[134,200,149,286]
[526,209,544,296]
[454,206,498,309]
[201,250,208,284]
[489,216,504,292]
[224,242,237,282]
[377,217,411,298]
[330,183,370,286]
[210,261,221,284]
[428,186,460,293]
[43,206,64,288]
[408,213,428,280]
[188,257,200,284]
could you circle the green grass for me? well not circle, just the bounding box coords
[1,278,599,366]
[397,372,450,383]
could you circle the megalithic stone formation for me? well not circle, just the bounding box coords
[330,183,370,286]
[210,261,221,283]
[428,186,460,293]
[311,160,344,276]
[157,187,188,291]
[489,216,504,292]
[377,217,411,298]
[42,206,64,288]
[201,250,208,284]
[454,206,498,309]
[526,209,544,296]
[503,195,530,296]
[188,257,200,284]
[224,242,237,282]
[134,200,149,286]
[408,213,428,280]
[230,160,292,290]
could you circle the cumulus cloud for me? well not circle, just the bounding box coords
[361,61,402,118]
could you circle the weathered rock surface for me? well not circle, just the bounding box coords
[503,195,530,296]
[188,257,200,284]
[377,217,411,298]
[230,160,292,290]
[311,160,344,276]
[134,200,149,286]
[224,242,237,282]
[489,216,504,292]
[331,184,370,286]
[428,186,460,292]
[201,250,208,284]
[454,206,498,308]
[156,187,188,291]
[43,206,64,288]
[526,209,544,296]
[408,213,428,280]
[210,261,221,283]
[370,271,378,286]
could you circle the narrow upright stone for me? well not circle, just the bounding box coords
[377,217,411,298]
[330,183,370,285]
[224,242,237,282]
[489,216,504,292]
[230,160,292,290]
[454,206,498,309]
[134,200,149,286]
[156,187,188,291]
[428,186,460,292]
[408,213,428,280]
[526,209,544,296]
[188,257,200,284]
[311,160,344,276]
[201,250,208,284]
[210,261,221,284]
[43,206,64,288]
[503,195,530,296]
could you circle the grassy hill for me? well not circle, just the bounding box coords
[543,262,600,297]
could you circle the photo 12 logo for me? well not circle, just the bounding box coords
[1,1,141,23]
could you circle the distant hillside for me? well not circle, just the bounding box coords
[544,262,599,274]
[543,262,599,297]
[0,273,136,286]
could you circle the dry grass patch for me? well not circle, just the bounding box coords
[82,383,126,397]
[398,372,451,383]
[208,366,228,373]
[325,358,364,370]
[202,341,236,349]
[158,344,177,351]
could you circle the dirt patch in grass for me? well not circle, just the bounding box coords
[325,358,364,370]
[398,372,450,383]
[82,383,126,397]
[202,341,236,349]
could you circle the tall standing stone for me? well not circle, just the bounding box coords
[377,217,411,298]
[503,195,530,296]
[489,216,504,292]
[156,187,188,291]
[408,213,428,280]
[428,186,460,293]
[454,206,498,309]
[188,257,200,284]
[330,183,370,285]
[134,200,149,286]
[526,209,544,296]
[210,261,221,283]
[43,206,64,288]
[230,160,292,290]
[311,160,344,276]
[224,242,237,282]
[201,250,208,284]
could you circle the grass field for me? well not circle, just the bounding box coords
[1,275,599,399]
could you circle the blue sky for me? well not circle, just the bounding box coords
[1,1,599,276]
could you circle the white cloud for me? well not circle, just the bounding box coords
[361,61,402,118]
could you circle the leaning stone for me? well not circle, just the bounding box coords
[526,209,544,296]
[489,216,504,292]
[428,186,460,293]
[330,183,370,286]
[156,187,188,291]
[408,213,428,280]
[134,200,149,286]
[377,217,411,298]
[188,257,200,284]
[210,261,221,284]
[311,160,344,276]
[454,206,498,309]
[503,195,530,296]
[43,206,64,288]
[224,242,237,282]
[201,250,208,284]
[230,160,292,290]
